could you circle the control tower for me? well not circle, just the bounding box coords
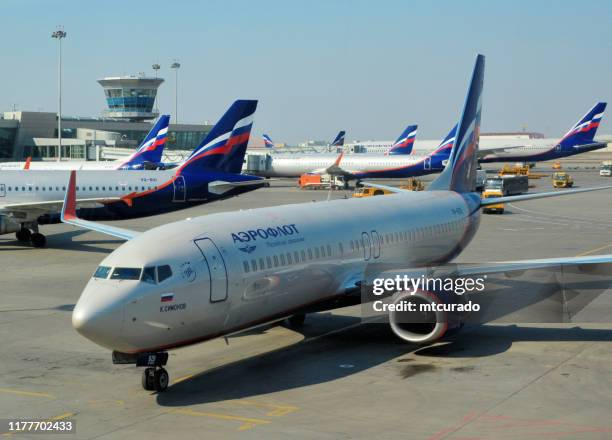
[97,74,164,121]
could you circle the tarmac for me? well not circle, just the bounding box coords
[1,159,611,439]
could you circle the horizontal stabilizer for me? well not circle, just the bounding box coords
[208,178,266,195]
[480,185,612,206]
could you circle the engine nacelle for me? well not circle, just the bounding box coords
[388,290,469,345]
[0,216,21,235]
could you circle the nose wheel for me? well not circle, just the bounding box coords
[142,367,169,392]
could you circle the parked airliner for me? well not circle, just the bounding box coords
[253,124,454,180]
[0,115,171,171]
[62,55,612,392]
[0,101,264,247]
[479,102,607,163]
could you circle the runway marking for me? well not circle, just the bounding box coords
[575,242,612,256]
[170,408,271,431]
[0,388,53,398]
[171,374,194,385]
[231,400,299,417]
[88,399,124,407]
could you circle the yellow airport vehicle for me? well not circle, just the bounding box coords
[552,171,573,188]
[352,187,393,197]
[498,164,546,179]
[552,161,562,170]
[481,189,505,214]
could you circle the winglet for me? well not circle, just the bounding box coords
[334,151,344,167]
[24,157,32,170]
[59,171,140,241]
[61,171,78,222]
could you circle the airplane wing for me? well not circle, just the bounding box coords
[1,197,122,218]
[60,171,140,241]
[208,178,268,195]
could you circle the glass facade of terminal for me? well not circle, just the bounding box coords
[0,127,17,158]
[104,88,157,114]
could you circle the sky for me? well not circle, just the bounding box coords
[2,0,611,143]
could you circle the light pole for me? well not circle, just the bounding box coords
[52,26,67,161]
[152,63,160,78]
[171,61,180,123]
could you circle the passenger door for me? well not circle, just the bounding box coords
[424,157,431,170]
[371,230,381,259]
[0,184,5,197]
[194,238,228,302]
[361,232,372,261]
[173,176,186,202]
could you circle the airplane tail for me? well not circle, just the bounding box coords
[558,102,606,148]
[116,115,170,170]
[263,134,274,148]
[176,100,257,175]
[387,125,417,155]
[428,55,484,193]
[431,123,458,157]
[331,131,346,147]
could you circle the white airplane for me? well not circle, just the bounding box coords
[62,55,612,392]
[0,115,172,171]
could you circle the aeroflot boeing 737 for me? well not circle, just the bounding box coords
[0,115,172,171]
[62,55,612,392]
[0,101,264,247]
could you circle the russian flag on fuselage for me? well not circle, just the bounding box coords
[176,100,258,174]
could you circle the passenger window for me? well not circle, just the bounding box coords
[294,251,300,263]
[273,255,279,267]
[142,267,156,284]
[307,248,313,260]
[250,260,257,272]
[157,265,172,282]
[287,253,293,264]
[314,247,320,259]
[280,254,286,265]
[259,258,265,270]
[93,266,111,279]
[243,261,250,273]
[300,250,306,261]
[266,256,272,268]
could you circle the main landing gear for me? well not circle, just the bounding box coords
[15,225,46,248]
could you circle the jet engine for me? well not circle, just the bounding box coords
[0,216,21,235]
[388,290,469,344]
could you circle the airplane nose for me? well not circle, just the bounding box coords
[72,293,125,350]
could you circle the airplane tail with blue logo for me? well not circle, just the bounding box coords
[263,134,274,148]
[331,131,346,147]
[176,100,257,175]
[387,125,418,155]
[116,115,170,170]
[558,102,606,149]
[428,55,484,193]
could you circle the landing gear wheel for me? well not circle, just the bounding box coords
[16,228,31,242]
[30,233,46,248]
[154,368,169,392]
[142,367,155,391]
[288,313,306,327]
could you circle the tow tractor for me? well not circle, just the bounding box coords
[552,172,573,188]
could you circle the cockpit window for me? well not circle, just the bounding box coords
[93,266,111,279]
[142,267,157,284]
[157,265,172,282]
[110,267,142,280]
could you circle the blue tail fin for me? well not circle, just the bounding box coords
[428,55,484,193]
[116,114,170,169]
[558,102,606,148]
[431,123,458,157]
[331,131,346,147]
[387,125,418,155]
[263,134,274,148]
[176,100,257,175]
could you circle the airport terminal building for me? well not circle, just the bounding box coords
[0,74,212,161]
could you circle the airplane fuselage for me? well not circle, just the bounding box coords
[254,153,447,179]
[73,190,481,353]
[0,169,262,227]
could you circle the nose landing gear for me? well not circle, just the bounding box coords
[142,367,169,392]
